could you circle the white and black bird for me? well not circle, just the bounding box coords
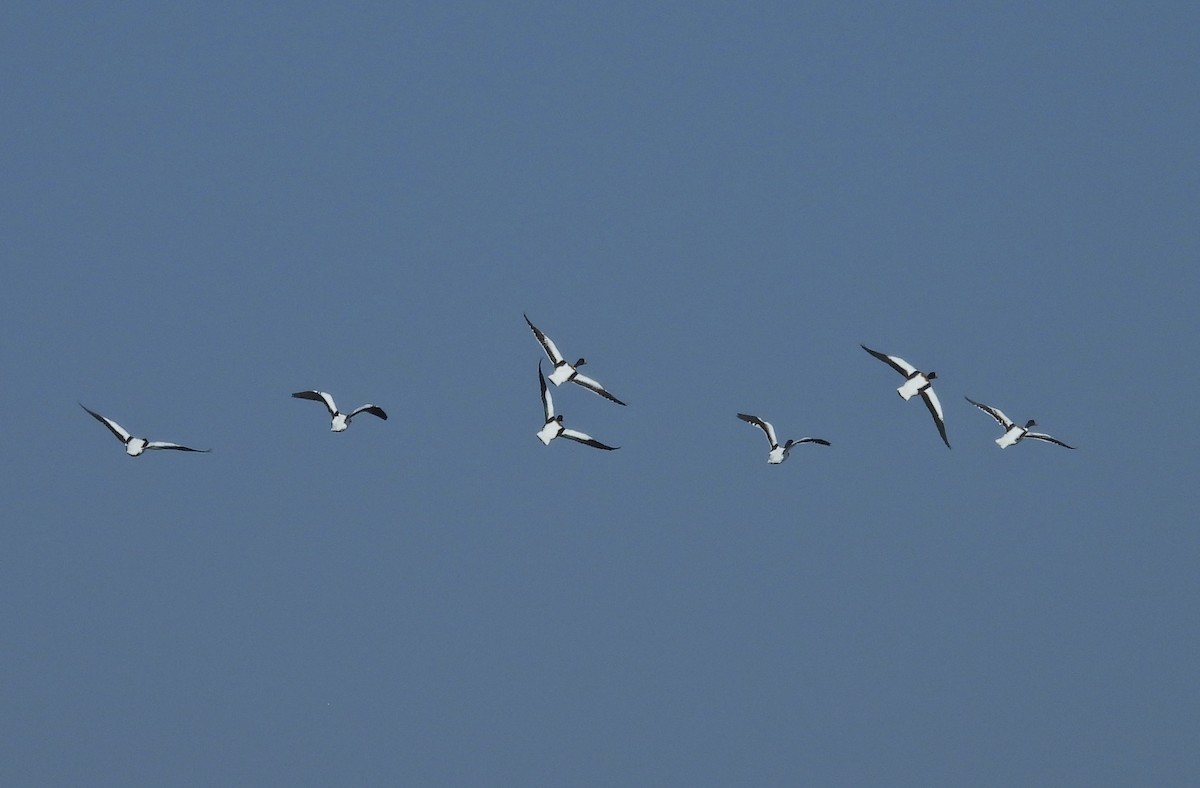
[524,314,626,405]
[737,413,830,464]
[80,403,210,456]
[291,391,387,432]
[537,363,619,450]
[964,397,1075,449]
[861,344,951,449]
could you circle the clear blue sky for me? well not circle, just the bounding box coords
[3,3,1198,785]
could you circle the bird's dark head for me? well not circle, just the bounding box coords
[1024,419,1037,428]
[927,371,938,380]
[575,357,587,367]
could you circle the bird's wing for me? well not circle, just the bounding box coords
[145,441,210,453]
[292,390,338,416]
[1024,432,1076,449]
[571,373,626,406]
[348,404,388,421]
[524,314,565,364]
[964,397,1013,429]
[539,363,554,420]
[737,413,777,447]
[795,437,831,446]
[81,404,131,444]
[861,344,916,376]
[561,428,619,450]
[921,388,951,448]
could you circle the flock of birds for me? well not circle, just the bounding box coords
[79,315,1076,462]
[524,315,1074,460]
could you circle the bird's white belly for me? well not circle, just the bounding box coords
[897,375,925,401]
[537,423,560,445]
[548,364,573,386]
[768,447,787,464]
[126,438,147,456]
[331,414,349,431]
[996,427,1024,448]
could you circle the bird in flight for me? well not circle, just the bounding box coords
[964,397,1075,449]
[861,344,950,449]
[737,413,830,464]
[524,314,626,405]
[80,403,210,457]
[291,390,388,432]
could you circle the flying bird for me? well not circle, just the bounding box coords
[861,344,951,448]
[536,363,619,450]
[524,314,626,405]
[291,391,387,432]
[964,397,1075,449]
[737,413,830,464]
[80,403,210,456]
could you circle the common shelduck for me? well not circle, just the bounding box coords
[737,413,830,464]
[861,344,950,448]
[524,314,626,405]
[964,397,1075,449]
[291,391,387,432]
[80,403,210,456]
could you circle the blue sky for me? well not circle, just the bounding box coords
[3,3,1198,785]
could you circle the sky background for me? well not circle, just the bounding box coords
[2,2,1198,785]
